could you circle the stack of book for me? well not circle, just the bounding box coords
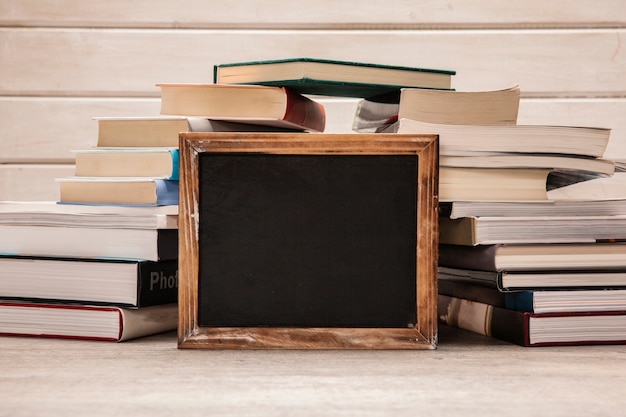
[438,234,626,346]
[368,85,614,201]
[372,88,626,346]
[2,115,194,341]
[0,201,178,341]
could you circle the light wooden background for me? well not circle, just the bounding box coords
[1,1,625,200]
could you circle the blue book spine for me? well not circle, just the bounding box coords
[504,291,535,312]
[155,180,179,206]
[169,149,179,181]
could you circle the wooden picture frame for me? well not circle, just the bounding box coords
[178,132,439,349]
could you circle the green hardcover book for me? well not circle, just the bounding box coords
[213,57,455,98]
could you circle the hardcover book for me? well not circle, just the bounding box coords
[157,83,326,132]
[0,256,178,307]
[439,242,626,271]
[439,294,626,347]
[0,302,177,342]
[73,148,180,180]
[213,57,455,97]
[440,200,626,219]
[95,116,304,148]
[439,266,626,291]
[439,215,626,245]
[57,177,178,206]
[0,224,177,261]
[438,276,626,314]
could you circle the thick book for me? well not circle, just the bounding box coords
[0,302,177,342]
[0,225,177,261]
[213,57,455,97]
[438,294,626,346]
[547,172,626,201]
[439,242,626,271]
[95,116,303,148]
[439,167,550,202]
[440,153,614,176]
[439,266,626,291]
[0,201,177,229]
[398,85,520,125]
[440,200,626,219]
[439,215,626,245]
[0,256,177,307]
[57,177,178,206]
[438,277,626,314]
[74,148,180,180]
[381,118,611,158]
[353,85,520,132]
[157,83,326,132]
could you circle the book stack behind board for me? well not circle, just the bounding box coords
[437,164,626,347]
[378,85,626,346]
[367,85,614,201]
[0,103,216,340]
[365,81,626,346]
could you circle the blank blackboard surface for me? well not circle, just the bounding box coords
[198,153,417,328]
[177,132,439,349]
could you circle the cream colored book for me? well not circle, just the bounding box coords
[0,200,177,229]
[74,148,179,179]
[383,118,611,158]
[398,85,520,125]
[439,167,550,202]
[57,177,178,206]
[440,153,614,175]
[95,116,306,147]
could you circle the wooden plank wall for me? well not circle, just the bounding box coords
[1,1,625,200]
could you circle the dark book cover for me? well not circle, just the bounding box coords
[214,57,455,98]
[439,294,626,347]
[0,256,178,308]
[136,259,178,307]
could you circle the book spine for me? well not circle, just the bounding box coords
[438,279,507,307]
[438,244,499,270]
[282,87,326,132]
[118,303,178,341]
[439,217,477,246]
[169,149,180,180]
[155,180,179,206]
[136,260,178,307]
[156,229,178,261]
[438,294,529,346]
[504,291,535,312]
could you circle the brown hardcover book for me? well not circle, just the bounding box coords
[439,242,626,271]
[439,294,626,347]
[157,83,326,132]
[439,215,626,246]
[0,302,177,342]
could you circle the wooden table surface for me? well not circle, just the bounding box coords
[1,324,625,416]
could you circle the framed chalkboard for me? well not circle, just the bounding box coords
[178,133,439,349]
